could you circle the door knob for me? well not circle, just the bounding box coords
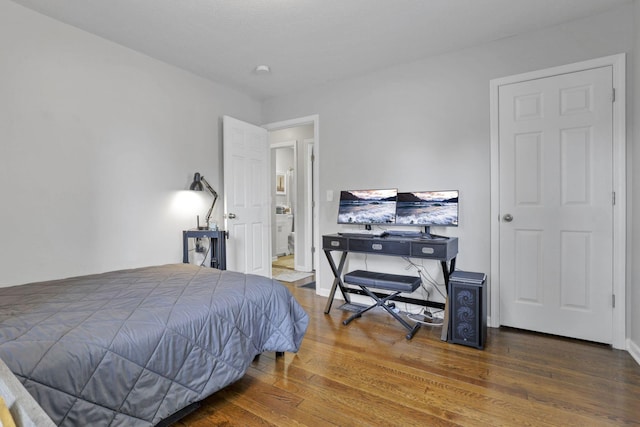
[502,213,513,222]
[226,213,237,219]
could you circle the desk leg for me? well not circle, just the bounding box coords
[440,257,456,342]
[182,231,189,264]
[218,232,227,270]
[210,238,216,268]
[203,234,227,270]
[323,250,349,314]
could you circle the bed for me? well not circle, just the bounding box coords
[0,264,309,426]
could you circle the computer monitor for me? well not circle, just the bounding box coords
[395,190,459,227]
[337,188,398,226]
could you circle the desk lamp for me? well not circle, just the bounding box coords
[190,172,218,230]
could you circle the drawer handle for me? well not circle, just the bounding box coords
[331,241,340,247]
[421,247,434,254]
[372,243,383,250]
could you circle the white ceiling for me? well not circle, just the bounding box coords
[10,0,630,100]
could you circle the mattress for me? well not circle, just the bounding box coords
[0,264,309,426]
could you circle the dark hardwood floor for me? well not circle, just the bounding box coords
[176,276,640,426]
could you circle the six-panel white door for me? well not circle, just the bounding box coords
[223,115,271,277]
[498,66,614,344]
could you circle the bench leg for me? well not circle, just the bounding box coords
[369,290,421,338]
[406,323,421,340]
[343,286,421,340]
[343,301,378,325]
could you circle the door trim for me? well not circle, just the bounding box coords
[303,138,314,271]
[489,54,626,349]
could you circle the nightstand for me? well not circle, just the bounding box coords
[182,229,227,270]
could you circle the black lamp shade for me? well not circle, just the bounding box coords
[189,173,204,191]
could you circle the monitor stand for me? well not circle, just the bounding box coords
[421,226,444,240]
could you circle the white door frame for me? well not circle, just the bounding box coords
[489,54,626,349]
[264,115,320,284]
[303,138,315,271]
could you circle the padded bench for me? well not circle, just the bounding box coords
[343,270,422,339]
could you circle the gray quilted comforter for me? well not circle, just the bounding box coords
[0,264,309,426]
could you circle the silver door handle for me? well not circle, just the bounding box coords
[502,214,513,222]
[226,213,237,219]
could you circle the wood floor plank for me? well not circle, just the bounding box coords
[290,339,596,427]
[251,361,465,427]
[177,279,640,426]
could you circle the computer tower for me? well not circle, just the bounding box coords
[449,272,486,349]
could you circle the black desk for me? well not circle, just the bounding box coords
[182,229,227,270]
[322,233,458,339]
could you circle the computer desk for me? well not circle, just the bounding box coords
[322,233,458,340]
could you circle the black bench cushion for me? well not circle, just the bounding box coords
[344,270,421,293]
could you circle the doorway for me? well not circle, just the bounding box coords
[271,140,297,267]
[265,115,319,287]
[489,54,626,349]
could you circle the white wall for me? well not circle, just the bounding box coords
[0,1,261,285]
[262,4,636,316]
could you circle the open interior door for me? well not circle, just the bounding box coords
[223,116,271,277]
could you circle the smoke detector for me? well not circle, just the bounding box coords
[254,65,271,74]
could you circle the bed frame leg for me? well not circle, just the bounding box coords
[255,352,285,361]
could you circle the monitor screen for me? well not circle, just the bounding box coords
[337,189,398,225]
[396,190,459,226]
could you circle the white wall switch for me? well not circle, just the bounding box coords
[326,190,333,202]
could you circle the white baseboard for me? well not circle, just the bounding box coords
[628,338,640,366]
[317,288,331,299]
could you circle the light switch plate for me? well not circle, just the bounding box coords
[326,190,333,202]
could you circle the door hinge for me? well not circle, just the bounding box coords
[311,153,315,162]
[612,191,616,206]
[612,294,615,308]
[311,246,316,253]
[611,88,616,102]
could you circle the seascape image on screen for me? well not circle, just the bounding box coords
[337,189,397,225]
[396,190,459,226]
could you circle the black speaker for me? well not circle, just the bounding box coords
[449,273,486,349]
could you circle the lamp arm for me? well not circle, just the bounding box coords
[200,176,219,225]
[200,176,218,198]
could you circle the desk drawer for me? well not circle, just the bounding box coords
[410,240,453,259]
[348,238,410,256]
[323,235,348,251]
